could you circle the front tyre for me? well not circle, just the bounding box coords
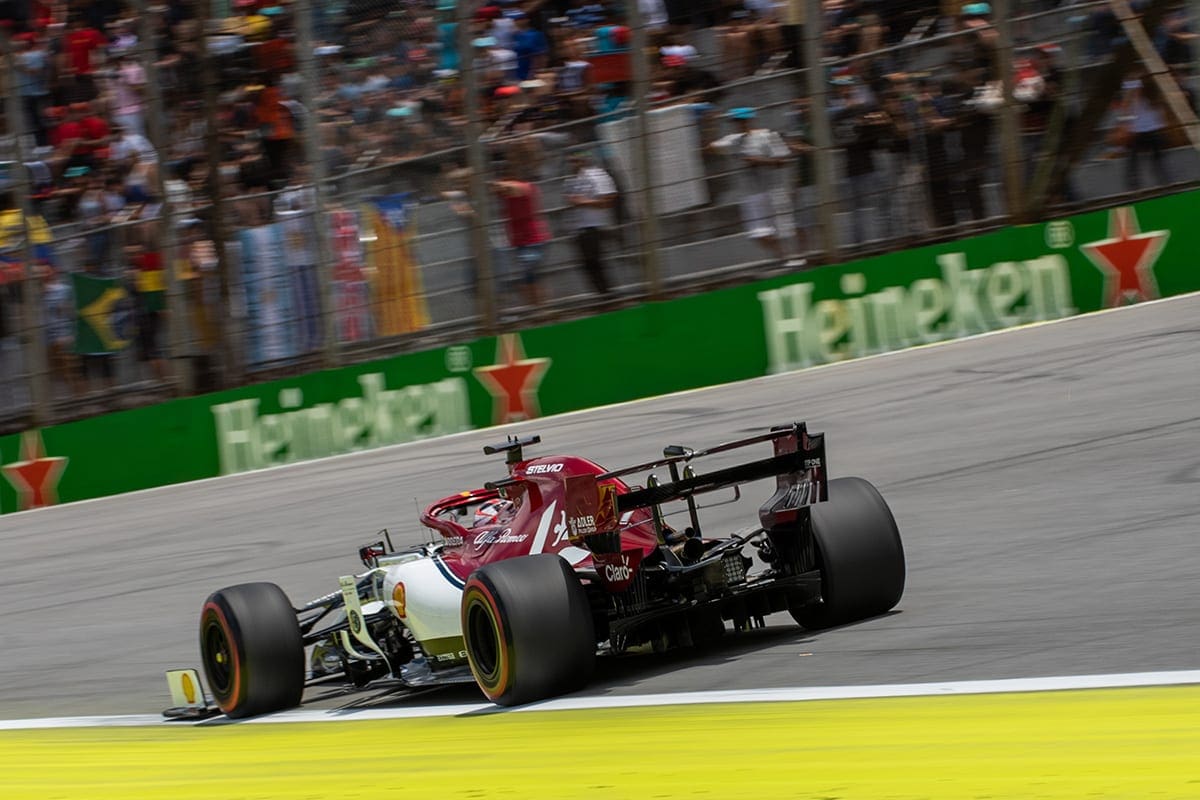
[461,554,595,706]
[199,582,305,719]
[791,476,905,629]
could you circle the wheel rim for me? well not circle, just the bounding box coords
[466,598,501,685]
[202,615,234,695]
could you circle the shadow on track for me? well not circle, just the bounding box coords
[296,612,902,716]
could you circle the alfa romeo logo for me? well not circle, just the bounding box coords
[349,609,362,634]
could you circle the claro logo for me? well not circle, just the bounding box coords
[604,556,633,582]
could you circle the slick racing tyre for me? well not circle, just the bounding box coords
[461,554,595,707]
[791,476,905,630]
[199,582,305,719]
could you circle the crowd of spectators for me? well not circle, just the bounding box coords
[1,1,950,222]
[2,2,1191,229]
[3,1,1195,214]
[2,0,1199,413]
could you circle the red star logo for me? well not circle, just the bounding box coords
[473,334,551,425]
[1079,206,1169,307]
[2,430,69,512]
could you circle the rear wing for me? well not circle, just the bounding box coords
[564,422,827,543]
[609,423,826,512]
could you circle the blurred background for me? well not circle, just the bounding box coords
[2,0,1198,433]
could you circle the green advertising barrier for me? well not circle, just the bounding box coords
[2,193,1196,515]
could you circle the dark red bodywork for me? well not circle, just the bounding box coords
[420,455,658,591]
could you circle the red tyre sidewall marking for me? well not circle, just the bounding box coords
[201,600,243,713]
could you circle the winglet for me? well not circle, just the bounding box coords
[162,668,220,720]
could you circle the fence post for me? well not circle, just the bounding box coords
[199,1,240,386]
[994,0,1026,221]
[135,0,192,395]
[1193,0,1200,92]
[0,29,51,426]
[295,0,339,365]
[628,0,664,298]
[457,0,498,334]
[803,0,840,262]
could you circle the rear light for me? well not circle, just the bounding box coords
[722,551,747,584]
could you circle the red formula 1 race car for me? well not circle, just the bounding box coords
[180,423,904,719]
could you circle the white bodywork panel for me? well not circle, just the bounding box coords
[380,555,464,651]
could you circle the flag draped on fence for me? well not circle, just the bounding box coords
[276,205,322,354]
[72,273,130,355]
[363,194,429,336]
[239,223,298,365]
[330,209,372,343]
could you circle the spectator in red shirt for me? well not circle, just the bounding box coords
[60,14,108,102]
[78,101,113,164]
[50,102,89,170]
[491,159,552,308]
[253,75,296,186]
[255,16,295,76]
[29,0,57,31]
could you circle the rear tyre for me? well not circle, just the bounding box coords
[791,477,905,630]
[461,554,595,706]
[199,582,305,719]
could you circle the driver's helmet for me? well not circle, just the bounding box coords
[473,498,510,527]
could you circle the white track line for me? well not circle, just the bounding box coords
[3,670,1198,730]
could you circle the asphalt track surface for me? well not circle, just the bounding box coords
[1,295,1198,721]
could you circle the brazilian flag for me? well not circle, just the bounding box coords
[72,273,132,355]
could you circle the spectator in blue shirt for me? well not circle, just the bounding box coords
[438,19,460,72]
[15,33,52,147]
[511,13,548,82]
